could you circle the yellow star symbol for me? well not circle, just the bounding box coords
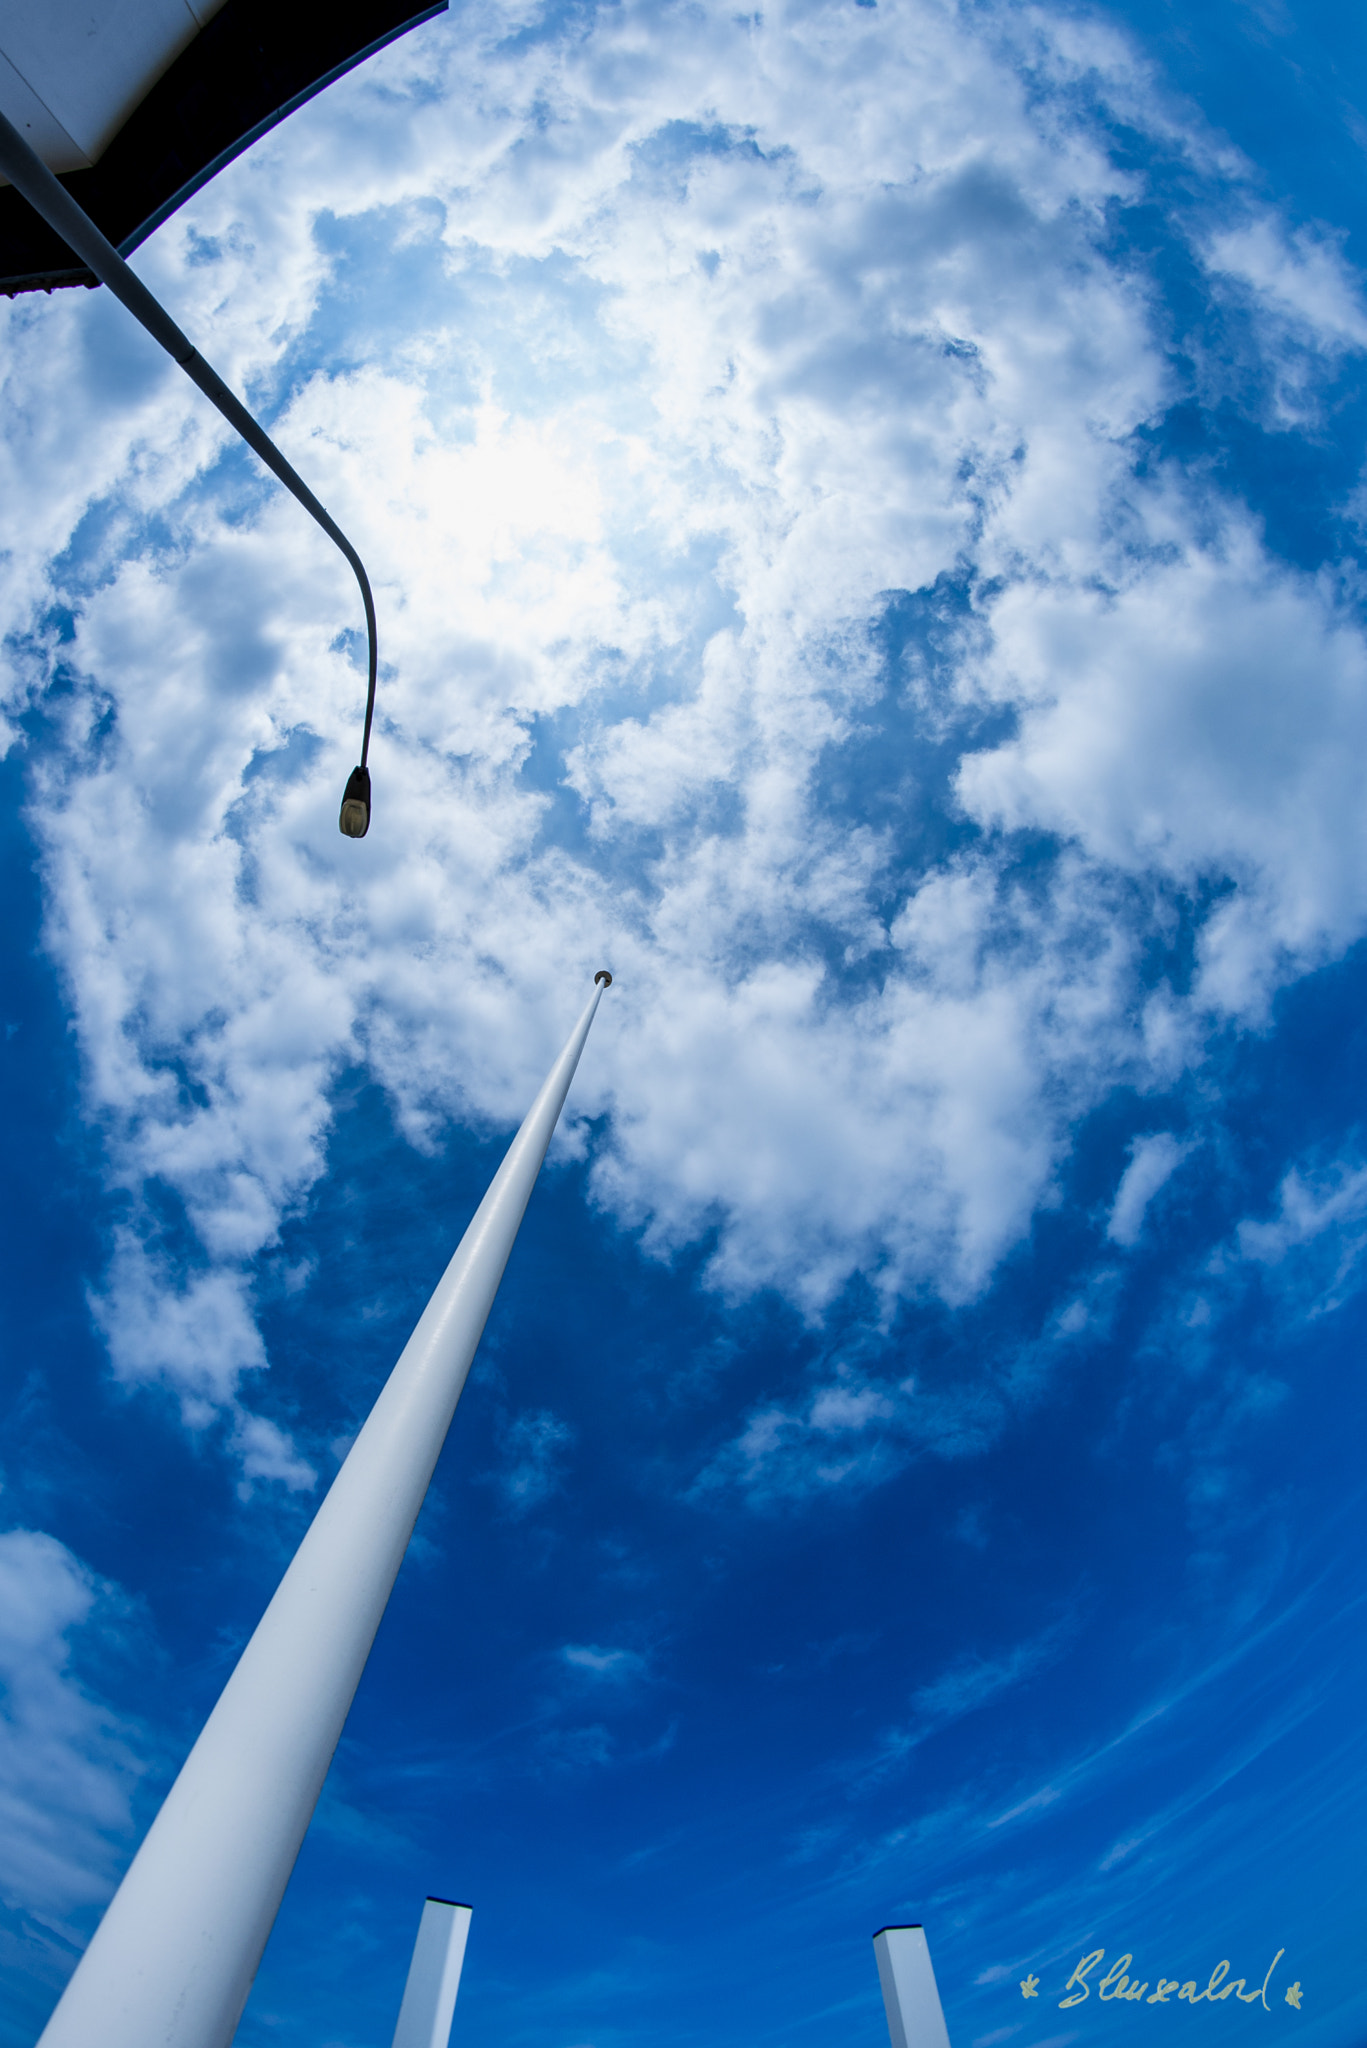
[1021,1976,1040,1999]
[1285,1984,1302,2010]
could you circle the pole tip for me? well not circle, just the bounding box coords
[594,969,613,988]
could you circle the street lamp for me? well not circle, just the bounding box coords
[0,105,378,838]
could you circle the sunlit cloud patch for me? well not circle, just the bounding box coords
[2,0,1366,1498]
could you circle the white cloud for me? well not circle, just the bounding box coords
[230,1413,318,1499]
[1225,1154,1367,1322]
[911,1624,1073,1725]
[89,1234,268,1424]
[850,1615,1078,1788]
[3,0,1367,1463]
[1107,1133,1196,1247]
[1139,1148,1367,1406]
[1236,1158,1367,1265]
[689,1343,1030,1508]
[958,527,1367,1021]
[86,1237,317,1488]
[0,1530,142,1921]
[692,1375,904,1509]
[561,1644,647,1682]
[494,1409,576,1515]
[1205,219,1367,356]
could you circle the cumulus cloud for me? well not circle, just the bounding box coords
[87,1235,316,1490]
[3,0,1367,1467]
[230,1413,318,1499]
[89,1234,268,1423]
[959,529,1367,1021]
[1213,219,1367,333]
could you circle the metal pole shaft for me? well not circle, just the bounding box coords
[391,1898,473,2048]
[37,979,610,2048]
[874,1926,952,2048]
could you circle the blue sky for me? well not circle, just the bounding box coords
[3,0,1367,2044]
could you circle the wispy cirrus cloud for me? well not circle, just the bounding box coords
[561,1644,649,1683]
[1107,1133,1196,1248]
[851,1616,1081,1790]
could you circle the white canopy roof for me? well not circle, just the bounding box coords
[0,0,229,174]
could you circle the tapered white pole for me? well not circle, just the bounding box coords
[391,1898,472,2048]
[38,977,611,2048]
[874,1925,952,2048]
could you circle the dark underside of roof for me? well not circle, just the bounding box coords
[0,0,447,295]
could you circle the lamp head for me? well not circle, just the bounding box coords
[339,764,371,839]
[594,969,612,988]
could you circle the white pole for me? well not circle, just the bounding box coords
[391,1898,473,2048]
[874,1925,952,2048]
[37,976,612,2048]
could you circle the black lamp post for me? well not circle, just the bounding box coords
[0,105,378,839]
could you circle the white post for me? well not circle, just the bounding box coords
[874,1925,952,2048]
[391,1898,472,2048]
[37,977,612,2048]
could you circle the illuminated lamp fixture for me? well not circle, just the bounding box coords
[339,763,372,839]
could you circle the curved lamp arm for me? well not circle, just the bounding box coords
[0,106,378,839]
